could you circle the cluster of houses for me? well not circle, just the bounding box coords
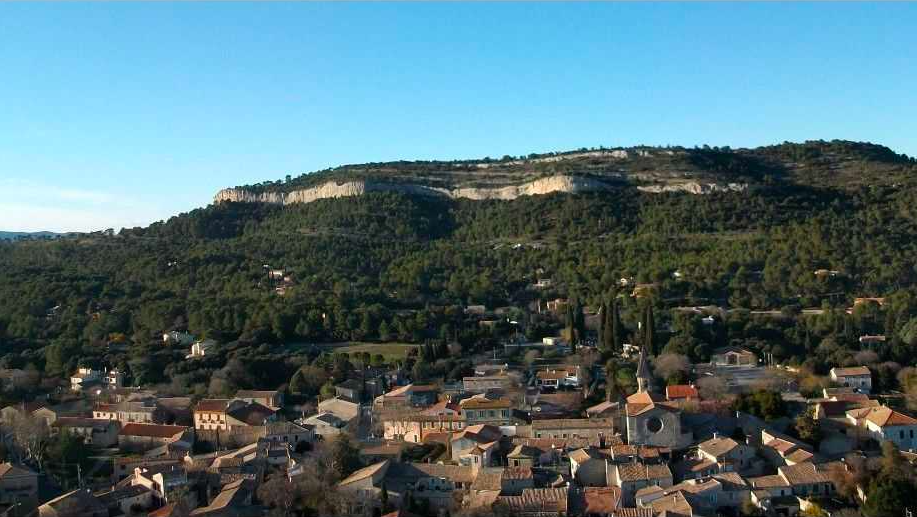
[2,335,917,517]
[330,346,917,517]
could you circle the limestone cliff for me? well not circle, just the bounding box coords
[214,174,617,206]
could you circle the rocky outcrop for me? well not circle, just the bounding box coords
[213,175,747,206]
[213,175,612,206]
[636,182,747,194]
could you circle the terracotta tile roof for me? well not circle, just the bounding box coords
[508,444,542,458]
[503,466,534,480]
[831,366,871,377]
[470,468,503,491]
[120,423,188,439]
[496,487,568,514]
[587,400,619,415]
[531,418,615,430]
[460,396,512,409]
[666,385,699,400]
[613,508,654,517]
[583,486,621,514]
[536,369,570,381]
[226,402,275,426]
[862,406,917,427]
[195,399,231,412]
[614,462,672,482]
[778,462,832,485]
[338,460,389,486]
[785,449,815,463]
[698,436,740,458]
[748,474,789,489]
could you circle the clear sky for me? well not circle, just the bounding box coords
[1,2,915,233]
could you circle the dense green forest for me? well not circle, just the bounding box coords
[1,140,917,399]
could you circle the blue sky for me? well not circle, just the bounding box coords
[1,2,915,232]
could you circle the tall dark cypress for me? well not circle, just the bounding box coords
[611,297,623,353]
[644,304,655,355]
[598,301,608,351]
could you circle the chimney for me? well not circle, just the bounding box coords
[713,431,719,440]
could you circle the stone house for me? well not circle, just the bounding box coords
[830,366,873,393]
[52,417,120,447]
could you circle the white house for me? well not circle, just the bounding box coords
[187,339,216,359]
[848,406,917,450]
[830,366,872,393]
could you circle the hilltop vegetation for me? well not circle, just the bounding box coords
[1,140,917,396]
[237,140,917,194]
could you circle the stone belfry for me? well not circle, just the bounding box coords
[636,344,653,393]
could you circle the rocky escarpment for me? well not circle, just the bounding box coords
[214,174,616,205]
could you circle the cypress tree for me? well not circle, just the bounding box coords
[598,301,608,351]
[610,297,623,353]
[644,304,656,355]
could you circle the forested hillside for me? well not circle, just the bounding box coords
[1,140,917,397]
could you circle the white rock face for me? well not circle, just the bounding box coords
[636,182,747,194]
[213,174,610,205]
[213,175,747,206]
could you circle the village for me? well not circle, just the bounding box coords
[1,288,915,517]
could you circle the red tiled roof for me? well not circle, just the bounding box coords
[195,399,230,412]
[666,385,699,400]
[120,423,188,438]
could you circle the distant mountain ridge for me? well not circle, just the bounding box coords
[0,231,72,240]
[214,140,915,207]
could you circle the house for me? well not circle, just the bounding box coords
[226,401,276,427]
[70,366,101,392]
[382,413,465,443]
[459,394,513,426]
[336,461,392,515]
[37,489,108,517]
[507,444,543,468]
[777,462,836,497]
[569,448,606,486]
[847,405,917,449]
[711,346,757,367]
[530,418,616,442]
[463,374,513,394]
[95,485,154,516]
[581,486,626,517]
[93,399,162,424]
[118,423,193,452]
[334,379,364,403]
[607,462,673,505]
[494,488,570,517]
[235,390,283,410]
[317,397,361,423]
[373,384,438,410]
[189,479,255,516]
[302,412,349,438]
[52,417,120,447]
[696,434,754,471]
[0,401,58,426]
[187,339,216,358]
[0,462,39,505]
[451,424,503,462]
[586,401,620,419]
[162,331,194,346]
[830,366,872,393]
[194,399,232,431]
[132,464,194,506]
[665,384,699,402]
[263,421,313,447]
[536,367,580,388]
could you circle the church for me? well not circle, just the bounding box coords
[624,346,693,449]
